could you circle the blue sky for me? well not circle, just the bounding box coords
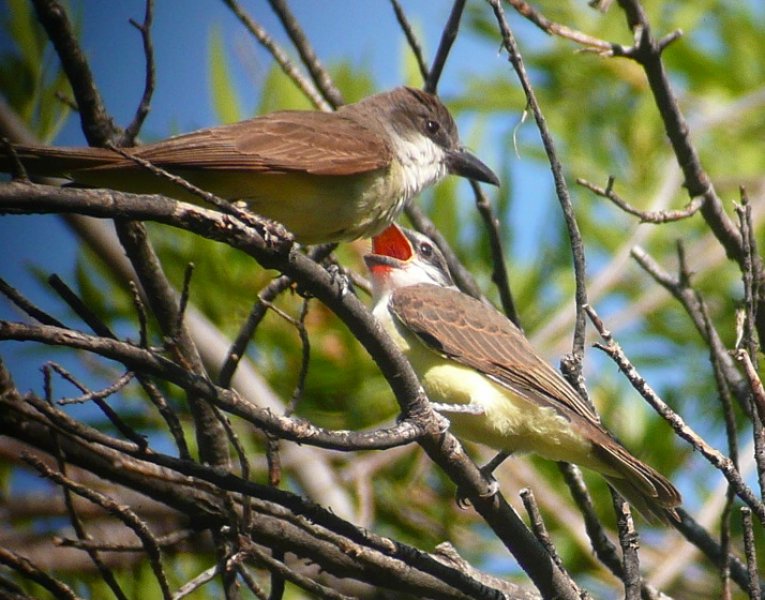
[3,2,754,576]
[0,1,549,392]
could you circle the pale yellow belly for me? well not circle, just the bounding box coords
[74,166,403,244]
[382,312,603,471]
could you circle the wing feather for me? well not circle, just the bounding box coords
[389,283,681,512]
[86,111,392,176]
[389,284,600,425]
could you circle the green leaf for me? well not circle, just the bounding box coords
[207,25,243,123]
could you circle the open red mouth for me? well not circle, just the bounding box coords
[371,224,413,260]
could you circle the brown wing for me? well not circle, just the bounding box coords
[389,284,601,426]
[389,283,682,513]
[51,110,391,177]
[10,111,391,180]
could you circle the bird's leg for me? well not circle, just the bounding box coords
[429,402,485,415]
[231,200,293,249]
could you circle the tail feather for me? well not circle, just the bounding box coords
[604,475,680,524]
[1,144,122,179]
[594,440,681,524]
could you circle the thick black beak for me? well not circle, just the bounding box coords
[446,148,499,186]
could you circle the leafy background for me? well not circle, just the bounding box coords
[1,0,764,597]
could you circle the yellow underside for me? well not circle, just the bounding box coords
[74,166,401,244]
[385,313,611,473]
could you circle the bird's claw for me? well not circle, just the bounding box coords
[433,412,451,434]
[455,475,500,509]
[325,264,354,298]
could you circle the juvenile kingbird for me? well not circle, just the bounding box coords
[2,87,498,244]
[365,224,681,522]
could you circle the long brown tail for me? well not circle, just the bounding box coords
[594,439,681,524]
[603,474,680,524]
[1,144,120,179]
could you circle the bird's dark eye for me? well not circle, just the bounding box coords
[419,242,433,258]
[424,119,440,135]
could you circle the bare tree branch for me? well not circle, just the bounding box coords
[488,0,589,377]
[266,0,344,108]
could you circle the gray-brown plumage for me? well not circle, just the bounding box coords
[366,224,681,523]
[389,283,681,522]
[8,106,392,177]
[2,87,498,243]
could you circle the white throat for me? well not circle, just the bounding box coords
[390,133,448,199]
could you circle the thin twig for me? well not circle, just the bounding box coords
[389,0,429,84]
[173,563,219,599]
[218,276,292,388]
[58,370,134,405]
[176,263,195,339]
[221,0,329,111]
[585,304,765,524]
[0,276,65,327]
[129,280,150,348]
[286,298,311,415]
[506,0,613,52]
[610,491,641,600]
[733,349,765,498]
[44,367,130,600]
[239,541,354,600]
[563,470,664,599]
[5,328,428,452]
[471,180,519,326]
[236,564,269,600]
[121,0,155,145]
[0,136,28,179]
[23,453,173,600]
[707,303,741,599]
[612,0,765,345]
[46,361,147,449]
[672,508,756,598]
[266,0,343,108]
[57,529,195,552]
[48,273,115,337]
[520,489,563,569]
[578,176,703,223]
[111,217,231,468]
[631,244,752,414]
[489,0,589,378]
[29,0,119,145]
[734,196,765,497]
[425,0,467,94]
[0,546,81,600]
[741,507,762,600]
[218,244,335,388]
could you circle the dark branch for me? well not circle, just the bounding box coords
[424,0,466,94]
[267,0,344,108]
[30,0,118,145]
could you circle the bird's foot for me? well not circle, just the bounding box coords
[230,203,293,249]
[456,475,500,509]
[429,402,485,415]
[259,219,293,249]
[455,451,510,509]
[325,264,354,298]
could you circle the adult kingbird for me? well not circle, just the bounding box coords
[2,87,498,244]
[364,224,681,522]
